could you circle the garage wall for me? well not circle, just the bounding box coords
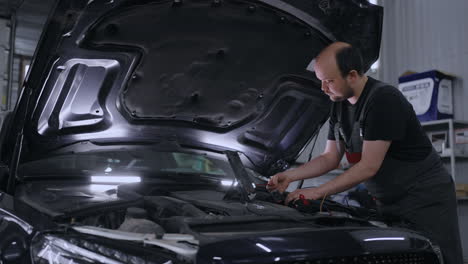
[379,1,468,179]
[377,0,468,260]
[0,0,53,118]
[0,18,9,121]
[378,0,468,187]
[380,0,468,120]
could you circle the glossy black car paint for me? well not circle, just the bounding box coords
[0,180,441,263]
[2,0,383,177]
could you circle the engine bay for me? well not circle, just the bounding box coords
[14,181,387,242]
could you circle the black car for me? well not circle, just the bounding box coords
[0,0,444,263]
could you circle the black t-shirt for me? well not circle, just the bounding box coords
[327,77,433,161]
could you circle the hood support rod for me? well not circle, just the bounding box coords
[225,150,256,202]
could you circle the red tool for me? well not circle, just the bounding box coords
[299,194,310,205]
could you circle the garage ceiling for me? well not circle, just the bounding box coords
[0,0,21,18]
[0,0,53,56]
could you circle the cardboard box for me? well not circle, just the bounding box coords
[398,70,454,122]
[455,128,468,144]
[428,131,447,153]
[456,184,468,192]
[456,184,468,198]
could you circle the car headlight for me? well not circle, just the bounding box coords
[31,234,124,264]
[31,234,173,264]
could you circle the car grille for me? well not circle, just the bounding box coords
[283,252,439,264]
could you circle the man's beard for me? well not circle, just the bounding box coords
[328,87,353,102]
[329,95,345,102]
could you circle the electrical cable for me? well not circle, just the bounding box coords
[319,191,329,213]
[297,121,326,189]
[307,125,323,162]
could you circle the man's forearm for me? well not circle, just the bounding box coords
[317,161,377,196]
[287,153,339,182]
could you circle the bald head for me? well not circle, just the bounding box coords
[316,42,351,62]
[315,42,364,78]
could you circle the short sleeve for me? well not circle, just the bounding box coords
[363,91,409,141]
[327,116,336,140]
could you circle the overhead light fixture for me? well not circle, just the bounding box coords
[221,180,238,186]
[91,176,141,184]
[364,237,405,242]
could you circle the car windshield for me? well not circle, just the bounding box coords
[18,149,237,183]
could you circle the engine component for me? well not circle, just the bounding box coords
[118,207,165,237]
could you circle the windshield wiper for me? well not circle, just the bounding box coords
[225,151,256,203]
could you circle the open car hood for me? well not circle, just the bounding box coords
[14,0,382,175]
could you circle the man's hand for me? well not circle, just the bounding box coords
[266,173,291,193]
[285,187,324,204]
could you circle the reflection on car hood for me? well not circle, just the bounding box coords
[13,0,382,175]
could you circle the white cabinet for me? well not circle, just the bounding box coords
[420,118,468,180]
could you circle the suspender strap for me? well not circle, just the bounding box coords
[332,102,343,154]
[333,81,389,153]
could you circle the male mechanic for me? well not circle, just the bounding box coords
[267,42,463,263]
